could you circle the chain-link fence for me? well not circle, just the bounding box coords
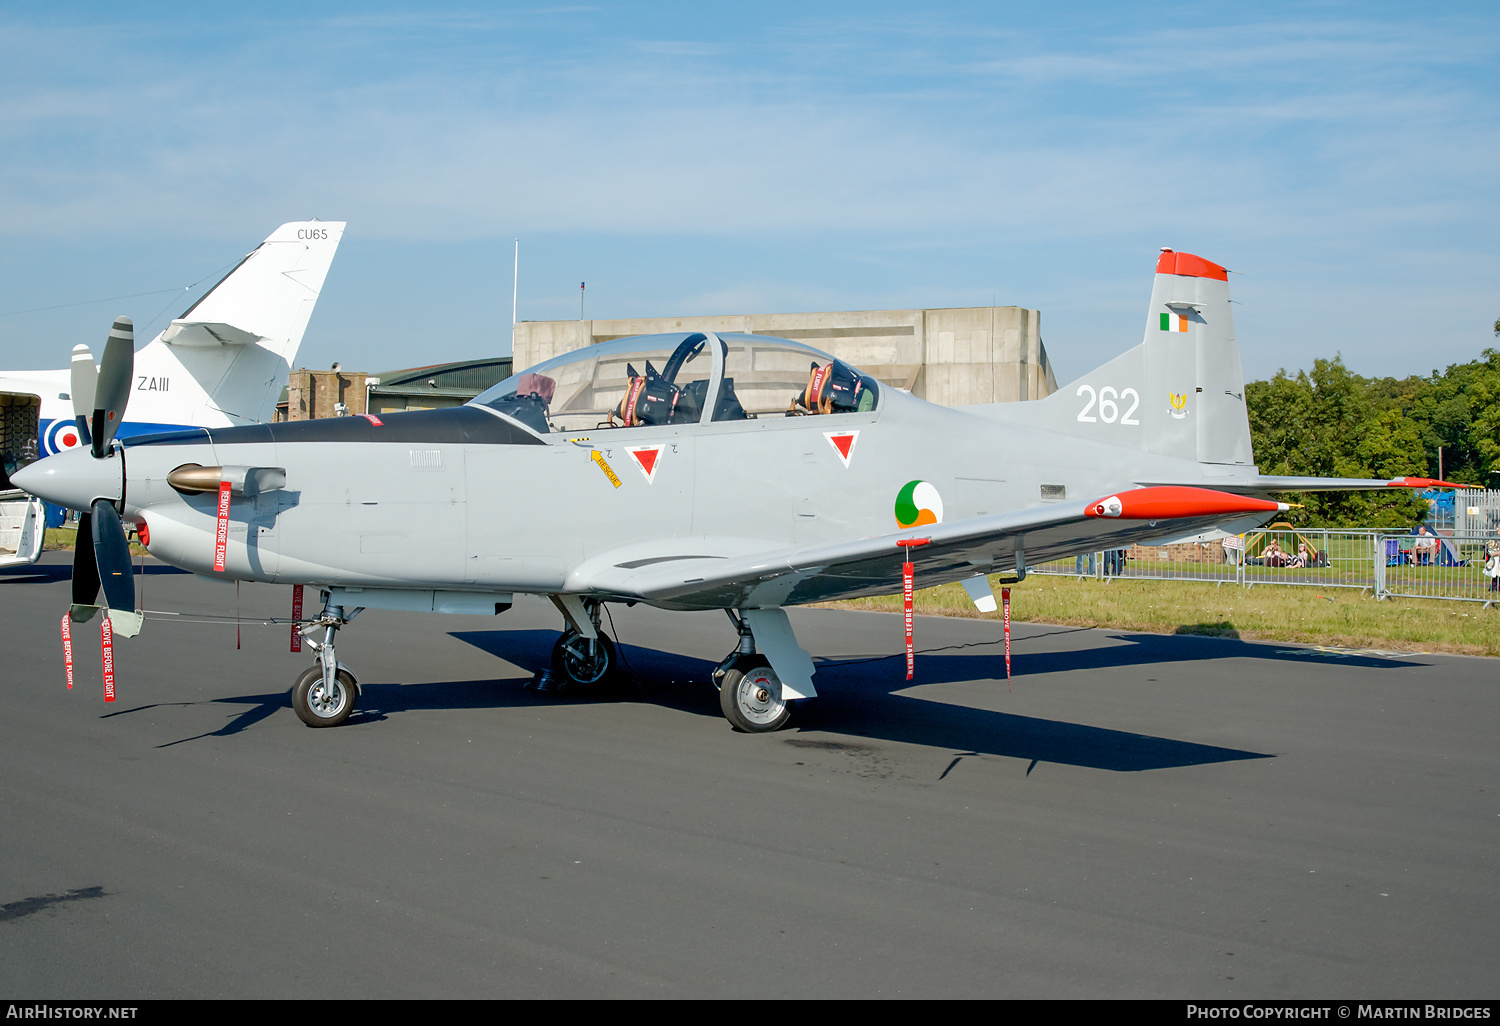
[1031,528,1500,606]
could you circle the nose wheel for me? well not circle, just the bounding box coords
[292,664,359,727]
[718,657,791,733]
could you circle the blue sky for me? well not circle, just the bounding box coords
[1,1,1495,384]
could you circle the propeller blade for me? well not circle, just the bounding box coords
[70,344,96,448]
[71,508,101,614]
[90,499,135,614]
[91,317,133,457]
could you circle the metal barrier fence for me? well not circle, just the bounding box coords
[1031,529,1500,606]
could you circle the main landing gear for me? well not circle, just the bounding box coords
[291,601,362,728]
[543,595,618,690]
[543,602,795,732]
[712,611,791,733]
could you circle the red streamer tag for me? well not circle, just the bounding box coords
[213,480,231,571]
[896,538,929,681]
[290,584,303,653]
[61,613,74,690]
[100,616,116,703]
[903,559,915,680]
[1002,587,1012,681]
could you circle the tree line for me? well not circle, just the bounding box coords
[1246,348,1500,527]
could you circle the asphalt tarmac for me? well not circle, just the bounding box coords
[1,554,1495,999]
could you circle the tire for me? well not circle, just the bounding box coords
[551,630,617,688]
[718,658,791,733]
[292,665,358,728]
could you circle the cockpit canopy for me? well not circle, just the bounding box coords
[471,332,880,434]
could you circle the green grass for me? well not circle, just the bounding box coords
[45,526,148,556]
[824,575,1500,656]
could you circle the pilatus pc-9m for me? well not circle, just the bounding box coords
[16,250,1450,731]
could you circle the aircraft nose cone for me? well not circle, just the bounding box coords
[10,447,123,510]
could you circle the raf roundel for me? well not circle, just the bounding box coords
[894,480,943,528]
[43,419,86,456]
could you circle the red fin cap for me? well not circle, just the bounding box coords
[1156,250,1229,281]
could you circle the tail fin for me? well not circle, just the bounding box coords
[993,248,1253,467]
[136,221,345,425]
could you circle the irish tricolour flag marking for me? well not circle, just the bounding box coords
[1159,312,1190,332]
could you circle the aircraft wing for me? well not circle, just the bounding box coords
[577,487,1290,611]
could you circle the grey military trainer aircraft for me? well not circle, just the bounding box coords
[15,248,1454,731]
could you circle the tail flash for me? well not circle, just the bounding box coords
[1013,248,1254,468]
[1147,249,1252,466]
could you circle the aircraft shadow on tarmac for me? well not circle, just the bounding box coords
[147,623,1421,769]
[0,562,189,586]
[438,628,1274,773]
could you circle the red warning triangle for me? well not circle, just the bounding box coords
[824,430,858,468]
[628,445,663,483]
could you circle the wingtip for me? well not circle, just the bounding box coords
[1387,476,1467,489]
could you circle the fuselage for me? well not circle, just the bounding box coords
[21,386,1227,607]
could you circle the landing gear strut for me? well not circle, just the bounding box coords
[713,611,792,733]
[548,596,617,689]
[291,599,362,727]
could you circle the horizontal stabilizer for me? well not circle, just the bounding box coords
[159,321,264,348]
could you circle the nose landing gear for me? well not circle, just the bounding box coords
[291,599,362,727]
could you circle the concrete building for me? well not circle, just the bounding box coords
[279,367,371,421]
[365,358,514,416]
[277,359,515,420]
[512,306,1058,407]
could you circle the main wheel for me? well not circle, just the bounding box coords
[718,658,792,733]
[292,665,359,728]
[551,630,617,688]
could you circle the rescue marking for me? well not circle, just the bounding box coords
[590,449,622,488]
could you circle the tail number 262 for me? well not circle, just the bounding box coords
[1077,385,1140,425]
